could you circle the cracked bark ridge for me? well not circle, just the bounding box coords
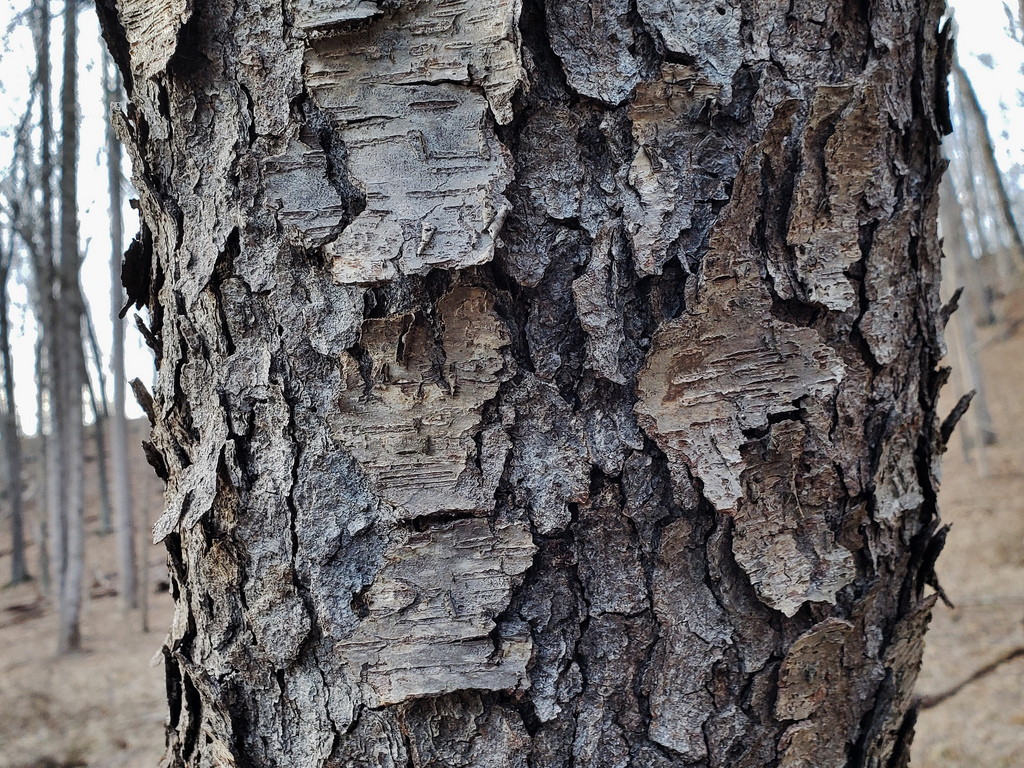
[102,0,953,763]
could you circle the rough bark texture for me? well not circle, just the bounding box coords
[99,0,954,764]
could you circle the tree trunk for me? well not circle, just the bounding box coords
[1,232,29,586]
[54,0,85,654]
[99,0,953,765]
[85,311,115,535]
[951,61,1024,278]
[32,0,74,629]
[103,47,139,609]
[34,336,50,595]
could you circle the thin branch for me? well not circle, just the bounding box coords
[915,646,1024,710]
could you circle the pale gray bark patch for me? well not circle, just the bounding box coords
[329,286,510,517]
[337,517,535,706]
[264,128,364,250]
[623,65,721,276]
[784,86,894,312]
[289,0,383,30]
[634,110,860,617]
[278,0,523,283]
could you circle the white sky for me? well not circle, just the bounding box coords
[950,0,1024,177]
[0,0,1022,435]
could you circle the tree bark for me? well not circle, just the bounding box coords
[100,0,953,765]
[103,47,139,609]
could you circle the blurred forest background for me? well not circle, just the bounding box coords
[0,0,1022,766]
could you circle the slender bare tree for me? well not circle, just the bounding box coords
[31,0,66,622]
[99,0,955,764]
[84,310,115,534]
[50,0,86,653]
[0,215,29,586]
[102,45,138,610]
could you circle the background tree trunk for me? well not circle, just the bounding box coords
[951,62,1024,278]
[85,311,115,535]
[54,0,85,654]
[103,47,138,610]
[33,336,49,595]
[99,0,953,765]
[32,0,66,618]
[0,228,29,586]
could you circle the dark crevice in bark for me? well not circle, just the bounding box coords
[239,81,258,149]
[181,673,203,760]
[166,11,212,80]
[166,647,184,730]
[411,509,481,532]
[298,95,367,229]
[121,222,154,316]
[210,228,240,356]
[516,0,575,105]
[279,349,318,648]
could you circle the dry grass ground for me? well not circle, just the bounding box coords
[0,420,171,768]
[0,312,1022,767]
[912,302,1024,768]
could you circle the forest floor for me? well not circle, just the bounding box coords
[0,310,1023,766]
[912,294,1024,768]
[0,420,171,768]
